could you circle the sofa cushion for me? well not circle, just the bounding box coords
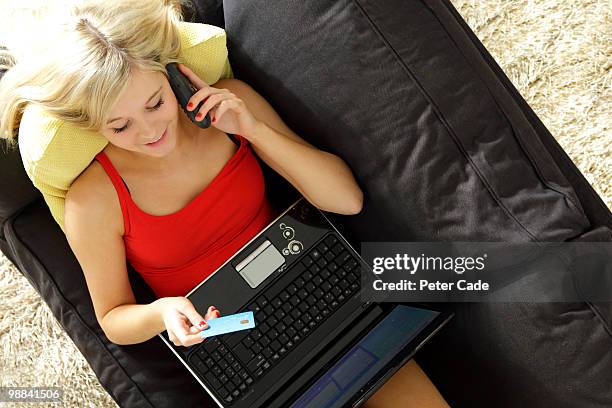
[3,201,217,407]
[223,0,591,243]
[0,140,41,229]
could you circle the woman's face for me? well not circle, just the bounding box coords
[100,69,180,158]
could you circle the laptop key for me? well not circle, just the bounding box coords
[197,347,208,360]
[218,387,229,398]
[286,283,298,295]
[232,375,242,386]
[260,336,271,347]
[234,344,255,365]
[274,308,286,320]
[268,328,278,339]
[204,371,223,390]
[317,257,328,268]
[249,330,261,342]
[271,297,282,308]
[294,277,305,288]
[224,331,248,348]
[302,256,314,267]
[332,243,344,255]
[324,235,338,246]
[263,304,274,315]
[257,294,269,305]
[246,354,266,372]
[267,316,279,327]
[293,320,305,331]
[278,333,289,344]
[270,340,282,352]
[226,367,236,378]
[262,347,274,359]
[310,249,321,260]
[251,342,263,355]
[238,369,249,380]
[218,359,229,370]
[192,357,207,374]
[243,336,254,349]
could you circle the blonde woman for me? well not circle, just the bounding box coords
[0,1,448,406]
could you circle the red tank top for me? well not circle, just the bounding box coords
[94,134,276,298]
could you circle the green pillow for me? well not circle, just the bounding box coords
[19,22,233,232]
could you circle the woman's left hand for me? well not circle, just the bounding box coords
[178,63,260,137]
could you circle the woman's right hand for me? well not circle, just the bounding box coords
[157,297,221,347]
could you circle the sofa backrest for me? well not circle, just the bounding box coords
[221,0,594,242]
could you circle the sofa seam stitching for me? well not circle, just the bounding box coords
[351,0,539,242]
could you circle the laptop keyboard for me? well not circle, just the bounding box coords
[188,234,361,405]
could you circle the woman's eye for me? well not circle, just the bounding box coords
[151,98,165,110]
[113,124,128,134]
[111,98,165,134]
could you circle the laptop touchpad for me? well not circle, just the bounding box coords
[236,240,285,288]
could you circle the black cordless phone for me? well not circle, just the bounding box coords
[165,62,211,129]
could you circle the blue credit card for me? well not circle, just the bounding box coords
[200,311,256,339]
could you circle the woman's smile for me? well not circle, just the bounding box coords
[145,128,168,147]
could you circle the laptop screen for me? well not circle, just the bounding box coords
[289,305,439,408]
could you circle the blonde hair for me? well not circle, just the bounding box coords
[0,0,191,146]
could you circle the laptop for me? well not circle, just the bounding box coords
[159,197,452,407]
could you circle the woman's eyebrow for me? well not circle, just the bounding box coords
[106,85,163,125]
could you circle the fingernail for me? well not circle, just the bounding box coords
[195,113,202,120]
[212,116,216,123]
[187,102,193,109]
[210,306,216,311]
[199,320,207,328]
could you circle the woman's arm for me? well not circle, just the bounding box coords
[64,166,213,346]
[178,63,363,215]
[216,78,363,215]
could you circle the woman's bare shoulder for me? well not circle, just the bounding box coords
[65,161,124,235]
